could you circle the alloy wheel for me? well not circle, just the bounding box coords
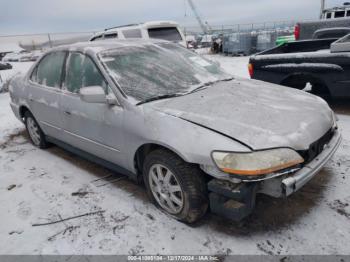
[27,117,41,146]
[148,164,184,214]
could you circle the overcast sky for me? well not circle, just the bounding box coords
[0,0,346,35]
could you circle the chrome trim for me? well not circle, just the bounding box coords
[63,130,121,153]
[282,129,342,196]
[40,121,62,130]
[245,167,301,182]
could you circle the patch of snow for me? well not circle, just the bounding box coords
[203,54,250,78]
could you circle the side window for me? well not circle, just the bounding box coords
[326,12,332,19]
[122,29,142,38]
[33,52,66,88]
[65,53,107,94]
[334,11,345,18]
[104,33,118,39]
[91,35,103,41]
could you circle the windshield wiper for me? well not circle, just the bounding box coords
[136,93,185,105]
[136,77,234,105]
[187,77,234,94]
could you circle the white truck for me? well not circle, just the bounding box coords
[90,21,187,47]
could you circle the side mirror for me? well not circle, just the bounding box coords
[79,86,106,104]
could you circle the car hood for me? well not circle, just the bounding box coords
[148,78,334,151]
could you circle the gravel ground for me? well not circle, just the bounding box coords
[0,56,349,255]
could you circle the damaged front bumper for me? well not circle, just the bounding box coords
[282,129,341,196]
[208,129,341,221]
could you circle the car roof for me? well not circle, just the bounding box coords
[49,39,170,55]
[96,20,179,34]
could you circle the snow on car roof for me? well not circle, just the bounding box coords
[49,39,170,54]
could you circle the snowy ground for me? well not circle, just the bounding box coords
[0,56,350,255]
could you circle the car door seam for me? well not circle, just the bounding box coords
[63,130,121,153]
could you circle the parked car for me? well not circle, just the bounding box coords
[0,62,12,70]
[249,34,350,99]
[2,52,20,62]
[90,21,187,47]
[2,50,34,62]
[9,39,341,222]
[295,3,350,40]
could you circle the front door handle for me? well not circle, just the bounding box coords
[64,111,71,116]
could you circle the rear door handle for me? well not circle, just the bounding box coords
[64,111,71,115]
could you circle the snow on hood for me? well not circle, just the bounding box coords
[149,78,334,151]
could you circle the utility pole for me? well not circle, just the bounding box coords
[320,0,326,19]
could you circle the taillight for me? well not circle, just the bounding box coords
[294,24,300,40]
[248,63,254,78]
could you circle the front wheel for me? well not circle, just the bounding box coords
[24,111,49,149]
[143,149,208,223]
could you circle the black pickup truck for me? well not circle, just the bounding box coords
[249,35,350,98]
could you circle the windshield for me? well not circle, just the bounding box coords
[99,43,231,102]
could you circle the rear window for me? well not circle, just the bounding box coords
[148,27,182,42]
[123,29,142,38]
[334,11,345,18]
[32,52,66,88]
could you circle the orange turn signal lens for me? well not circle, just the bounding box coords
[212,149,304,177]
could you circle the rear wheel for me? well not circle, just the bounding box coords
[143,149,208,223]
[24,111,49,149]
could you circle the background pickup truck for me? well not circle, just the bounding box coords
[249,34,350,98]
[295,18,350,41]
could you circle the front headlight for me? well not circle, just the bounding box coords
[212,149,304,177]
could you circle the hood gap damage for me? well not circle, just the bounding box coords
[176,116,254,151]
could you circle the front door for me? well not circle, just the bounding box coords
[60,52,125,166]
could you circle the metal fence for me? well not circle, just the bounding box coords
[0,20,297,54]
[183,20,296,35]
[184,20,296,55]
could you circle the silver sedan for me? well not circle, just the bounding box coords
[9,39,341,223]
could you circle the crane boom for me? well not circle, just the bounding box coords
[187,0,209,34]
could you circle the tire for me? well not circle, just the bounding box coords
[143,149,208,223]
[24,111,49,149]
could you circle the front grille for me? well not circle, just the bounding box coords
[298,128,335,164]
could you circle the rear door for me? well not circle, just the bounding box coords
[60,52,125,165]
[28,51,66,139]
